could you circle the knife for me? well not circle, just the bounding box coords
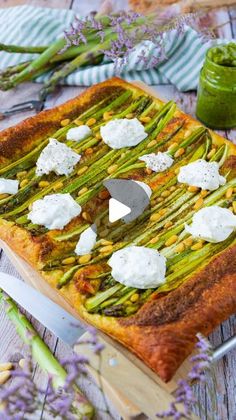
[0,272,142,419]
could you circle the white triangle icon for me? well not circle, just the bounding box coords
[109,198,131,223]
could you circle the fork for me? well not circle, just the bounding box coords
[0,99,43,119]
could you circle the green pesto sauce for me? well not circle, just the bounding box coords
[196,43,236,129]
[208,42,236,67]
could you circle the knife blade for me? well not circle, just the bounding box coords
[0,272,84,346]
[0,272,143,418]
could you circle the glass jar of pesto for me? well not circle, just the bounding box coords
[196,43,236,129]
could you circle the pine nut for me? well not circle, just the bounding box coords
[174,148,185,158]
[165,235,178,247]
[86,118,96,126]
[53,181,64,191]
[61,118,70,126]
[82,211,92,223]
[159,209,167,215]
[107,164,118,174]
[191,242,203,251]
[184,129,191,138]
[77,166,88,175]
[194,197,204,210]
[79,254,91,264]
[174,168,180,175]
[170,186,176,192]
[139,116,151,123]
[74,119,84,126]
[200,190,208,198]
[0,362,13,371]
[183,237,193,247]
[233,201,236,214]
[207,148,216,159]
[16,171,27,179]
[19,358,26,369]
[168,142,178,152]
[130,293,139,303]
[161,190,171,198]
[188,186,199,192]
[99,245,113,253]
[147,140,157,148]
[226,187,233,199]
[145,168,152,175]
[95,132,102,140]
[156,197,164,202]
[20,179,29,188]
[103,111,113,121]
[100,239,113,245]
[0,371,11,385]
[175,242,185,253]
[125,113,134,119]
[150,234,159,244]
[150,213,161,222]
[38,181,50,188]
[164,221,173,228]
[62,257,76,265]
[78,187,88,196]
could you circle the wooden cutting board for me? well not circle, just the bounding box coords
[0,82,200,419]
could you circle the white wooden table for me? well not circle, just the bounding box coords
[0,1,235,419]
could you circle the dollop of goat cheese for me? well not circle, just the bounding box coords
[139,152,174,172]
[66,125,91,142]
[36,138,81,176]
[28,193,81,230]
[75,225,97,255]
[177,159,226,191]
[108,245,166,289]
[100,118,147,149]
[185,206,236,242]
[0,178,19,195]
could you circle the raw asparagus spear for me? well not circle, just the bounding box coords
[0,291,94,419]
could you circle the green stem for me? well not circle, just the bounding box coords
[0,43,47,53]
[1,38,66,90]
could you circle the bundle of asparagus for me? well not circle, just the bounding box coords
[0,10,200,100]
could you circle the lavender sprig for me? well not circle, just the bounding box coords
[156,334,213,420]
[62,10,210,75]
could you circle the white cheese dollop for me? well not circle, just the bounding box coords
[139,152,174,172]
[177,159,226,191]
[0,178,19,195]
[75,224,97,256]
[28,193,81,230]
[185,206,236,243]
[100,118,147,149]
[134,180,152,198]
[66,125,91,142]
[108,245,166,289]
[36,138,81,177]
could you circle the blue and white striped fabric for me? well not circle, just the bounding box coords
[0,5,231,91]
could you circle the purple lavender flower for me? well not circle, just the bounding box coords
[156,334,212,419]
[61,9,209,75]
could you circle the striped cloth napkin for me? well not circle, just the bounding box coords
[0,5,231,91]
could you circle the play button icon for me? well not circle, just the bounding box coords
[104,179,151,224]
[109,198,131,223]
